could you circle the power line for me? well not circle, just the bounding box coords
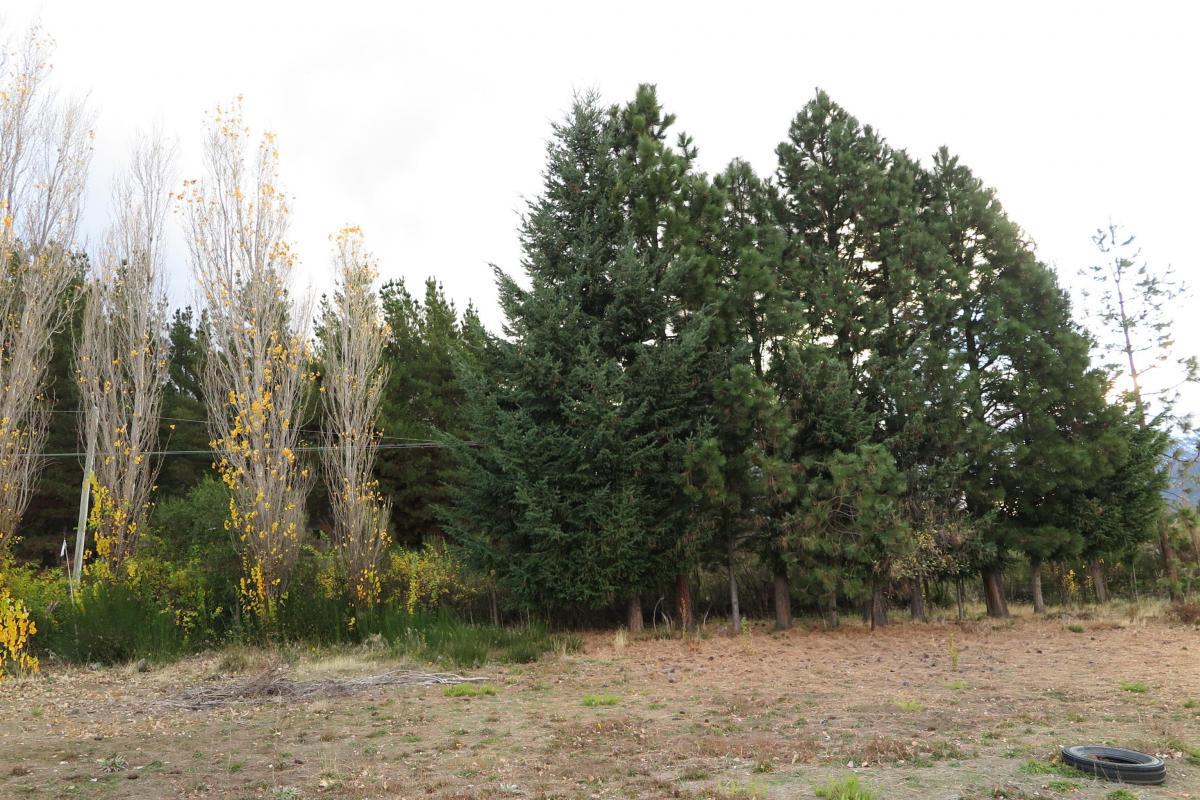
[45,408,450,443]
[25,440,477,460]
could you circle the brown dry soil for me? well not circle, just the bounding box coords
[2,615,1198,800]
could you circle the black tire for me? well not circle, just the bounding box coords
[1060,745,1166,785]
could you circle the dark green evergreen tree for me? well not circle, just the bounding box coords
[925,149,1114,616]
[19,270,84,565]
[772,91,929,626]
[444,89,713,624]
[155,307,212,499]
[376,278,483,545]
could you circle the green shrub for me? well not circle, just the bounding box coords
[0,557,68,623]
[7,521,570,667]
[40,582,189,664]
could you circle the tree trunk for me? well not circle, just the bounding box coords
[825,590,839,628]
[1160,529,1181,600]
[955,576,965,621]
[489,586,499,627]
[1030,558,1045,614]
[869,584,888,630]
[675,573,692,630]
[982,569,1009,618]
[728,540,741,635]
[626,592,643,633]
[1088,557,1109,604]
[772,570,792,630]
[909,580,927,623]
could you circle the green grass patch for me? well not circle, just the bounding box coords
[443,683,497,698]
[814,775,878,800]
[894,698,924,712]
[1066,623,1085,633]
[1166,738,1200,766]
[1047,779,1080,792]
[944,679,966,690]
[1119,681,1149,693]
[723,779,768,798]
[583,693,620,707]
[1018,759,1059,775]
[1018,760,1087,779]
[1106,791,1138,800]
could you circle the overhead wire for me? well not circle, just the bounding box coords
[37,409,477,459]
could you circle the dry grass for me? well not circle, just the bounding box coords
[2,611,1197,799]
[157,667,488,710]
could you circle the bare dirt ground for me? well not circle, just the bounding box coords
[2,610,1198,800]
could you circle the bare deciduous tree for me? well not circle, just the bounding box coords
[319,228,390,607]
[0,27,91,550]
[76,136,173,575]
[181,100,312,617]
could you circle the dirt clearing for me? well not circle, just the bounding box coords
[2,614,1198,799]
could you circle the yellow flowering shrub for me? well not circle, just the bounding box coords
[382,541,476,614]
[0,588,38,677]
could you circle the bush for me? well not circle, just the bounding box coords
[382,541,477,613]
[1168,600,1200,625]
[0,556,68,623]
[2,510,573,668]
[0,588,39,676]
[39,581,190,664]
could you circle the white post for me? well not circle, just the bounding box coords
[71,406,99,597]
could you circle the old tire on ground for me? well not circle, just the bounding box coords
[1060,745,1166,785]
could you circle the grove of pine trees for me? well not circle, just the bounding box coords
[444,86,1186,627]
[2,21,1195,666]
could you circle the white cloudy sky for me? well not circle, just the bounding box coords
[9,0,1200,413]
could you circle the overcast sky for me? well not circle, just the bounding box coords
[9,1,1200,414]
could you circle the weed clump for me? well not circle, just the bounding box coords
[443,683,497,698]
[814,775,877,800]
[1168,601,1200,625]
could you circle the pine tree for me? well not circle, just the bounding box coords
[376,278,481,545]
[925,149,1113,616]
[1074,407,1169,602]
[772,91,929,626]
[156,308,211,502]
[1081,224,1197,595]
[607,84,721,628]
[677,160,795,633]
[444,90,710,622]
[18,269,84,565]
